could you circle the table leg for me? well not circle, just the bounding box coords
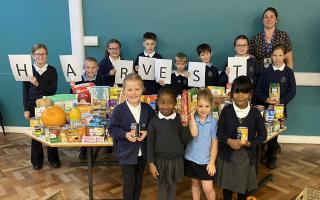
[88,147,93,200]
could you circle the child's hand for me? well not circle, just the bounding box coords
[227,138,242,150]
[189,108,196,121]
[109,69,116,76]
[159,80,165,86]
[30,77,39,86]
[126,130,137,142]
[183,71,190,78]
[225,67,231,77]
[149,163,159,179]
[206,162,216,176]
[24,111,30,120]
[137,130,147,142]
[70,81,75,88]
[134,65,139,72]
[266,98,280,105]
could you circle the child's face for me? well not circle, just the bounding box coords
[143,39,157,54]
[175,58,187,72]
[233,92,251,109]
[263,10,278,29]
[124,80,143,106]
[32,48,47,66]
[199,51,212,64]
[84,60,98,78]
[157,93,176,117]
[196,98,212,119]
[107,43,121,59]
[272,49,286,67]
[234,39,249,57]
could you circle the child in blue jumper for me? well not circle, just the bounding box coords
[109,73,155,200]
[255,44,296,169]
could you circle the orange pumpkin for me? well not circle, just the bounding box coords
[41,105,66,127]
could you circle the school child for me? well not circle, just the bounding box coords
[108,73,155,200]
[219,35,261,91]
[147,86,192,200]
[255,44,296,169]
[171,53,190,95]
[196,43,219,87]
[69,57,103,159]
[97,38,122,86]
[215,76,267,200]
[23,43,60,170]
[134,32,163,95]
[184,88,218,200]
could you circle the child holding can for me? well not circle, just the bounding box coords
[147,86,192,200]
[215,76,267,199]
[108,73,155,200]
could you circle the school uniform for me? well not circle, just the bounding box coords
[255,64,296,162]
[205,63,219,87]
[147,112,192,200]
[23,64,59,168]
[98,56,122,86]
[134,51,163,95]
[184,114,217,180]
[215,103,267,194]
[171,72,189,95]
[109,101,155,200]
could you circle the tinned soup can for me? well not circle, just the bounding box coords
[237,127,248,144]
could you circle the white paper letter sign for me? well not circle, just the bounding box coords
[228,57,247,83]
[60,55,82,82]
[155,59,172,84]
[114,60,133,84]
[8,55,33,81]
[188,62,206,87]
[138,57,155,80]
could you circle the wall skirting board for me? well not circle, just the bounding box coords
[1,126,320,144]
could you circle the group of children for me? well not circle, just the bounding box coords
[23,29,296,199]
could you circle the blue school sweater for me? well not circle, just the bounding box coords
[134,52,163,95]
[205,64,219,87]
[255,66,296,106]
[170,72,189,95]
[108,102,155,164]
[97,57,116,86]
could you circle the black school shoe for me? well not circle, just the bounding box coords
[49,161,61,168]
[266,155,277,169]
[33,163,43,170]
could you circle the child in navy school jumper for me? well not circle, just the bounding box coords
[171,52,190,95]
[255,44,296,169]
[97,38,122,86]
[69,57,103,160]
[215,76,267,200]
[23,43,60,170]
[147,86,192,200]
[196,43,219,87]
[109,73,155,200]
[184,88,218,200]
[219,35,261,99]
[134,32,163,95]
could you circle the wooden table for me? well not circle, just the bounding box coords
[252,127,287,194]
[24,131,119,200]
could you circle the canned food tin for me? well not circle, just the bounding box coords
[237,127,248,144]
[94,126,105,136]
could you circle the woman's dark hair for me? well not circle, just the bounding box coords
[233,35,250,47]
[157,86,177,100]
[231,76,253,97]
[263,7,278,19]
[272,44,287,54]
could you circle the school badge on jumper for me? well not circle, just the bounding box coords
[249,65,254,72]
[281,77,286,83]
[208,71,213,77]
[178,80,181,83]
[183,79,187,85]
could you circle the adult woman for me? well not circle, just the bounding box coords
[97,39,122,86]
[250,7,293,69]
[23,43,60,170]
